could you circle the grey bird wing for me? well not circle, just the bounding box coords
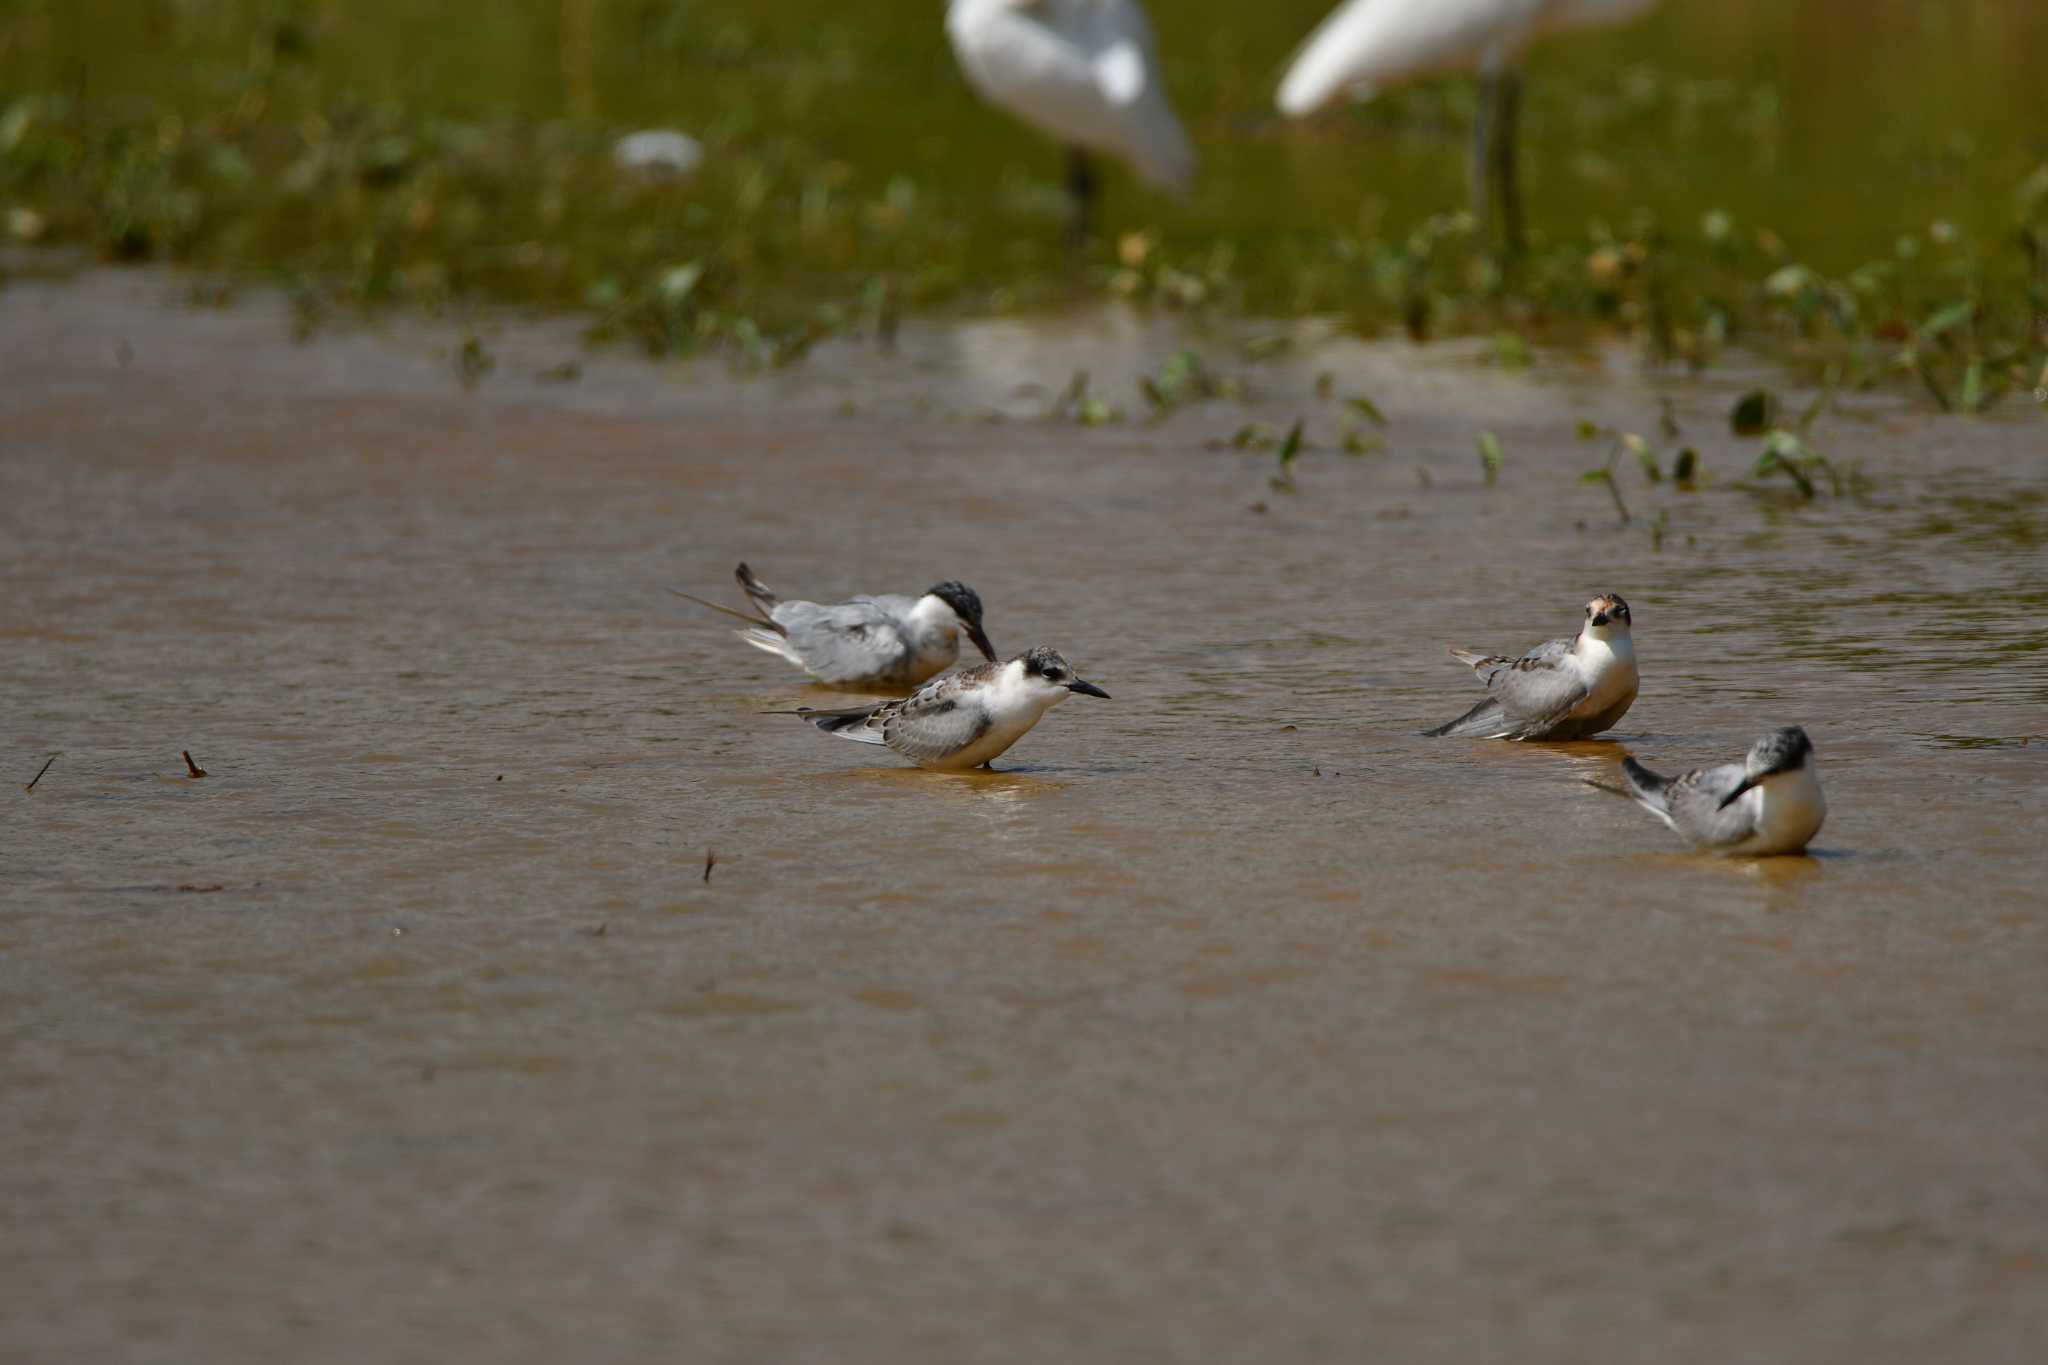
[1486,641,1589,723]
[792,699,891,746]
[771,600,912,684]
[1448,635,1570,684]
[1427,637,1586,738]
[1659,761,1760,848]
[875,666,999,763]
[1447,646,1514,683]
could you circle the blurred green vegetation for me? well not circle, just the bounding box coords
[1,0,2043,401]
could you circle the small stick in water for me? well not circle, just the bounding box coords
[182,750,207,779]
[24,754,57,793]
[703,851,716,884]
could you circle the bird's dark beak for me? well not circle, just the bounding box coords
[1715,775,1759,811]
[1590,612,1610,627]
[965,621,998,663]
[1067,679,1110,699]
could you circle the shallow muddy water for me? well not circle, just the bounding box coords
[3,271,2047,1362]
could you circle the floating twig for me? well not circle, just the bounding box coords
[703,851,716,883]
[24,753,57,793]
[182,750,207,778]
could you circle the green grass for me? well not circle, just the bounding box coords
[2,0,2044,401]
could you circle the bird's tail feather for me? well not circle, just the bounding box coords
[1449,646,1515,679]
[1422,697,1512,739]
[670,587,779,632]
[734,628,801,665]
[1619,757,1672,813]
[734,562,782,616]
[763,703,889,745]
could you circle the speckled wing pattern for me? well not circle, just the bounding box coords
[802,662,1001,761]
[772,594,921,685]
[1428,636,1588,738]
[1480,637,1591,728]
[877,667,1000,763]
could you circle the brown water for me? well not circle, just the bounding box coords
[4,268,2047,1362]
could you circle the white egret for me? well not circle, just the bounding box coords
[946,0,1196,245]
[1276,0,1660,251]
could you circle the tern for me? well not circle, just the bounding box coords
[1276,0,1661,252]
[1424,593,1638,740]
[782,645,1109,770]
[1607,726,1827,856]
[673,563,997,690]
[946,0,1197,246]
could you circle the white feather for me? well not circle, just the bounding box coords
[1277,0,1658,116]
[947,0,1196,191]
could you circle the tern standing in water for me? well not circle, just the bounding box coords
[1425,593,1638,740]
[1609,727,1827,856]
[784,646,1110,770]
[673,564,997,691]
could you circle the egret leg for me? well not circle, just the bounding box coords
[1065,145,1096,249]
[1469,73,1497,241]
[1493,69,1524,258]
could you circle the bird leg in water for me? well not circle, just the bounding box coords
[1470,69,1526,259]
[1065,146,1096,249]
[1492,69,1524,258]
[1469,71,1497,242]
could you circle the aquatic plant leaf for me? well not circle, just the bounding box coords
[1730,389,1775,436]
[1476,431,1503,486]
[1276,419,1305,468]
[1620,432,1659,482]
[1752,432,1816,498]
[1578,467,1629,521]
[1345,397,1386,426]
[1919,300,1973,339]
[1959,360,1986,413]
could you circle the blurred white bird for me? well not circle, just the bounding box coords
[947,0,1197,245]
[1276,0,1659,250]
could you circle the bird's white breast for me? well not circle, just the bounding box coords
[1573,631,1637,710]
[1730,764,1827,856]
[927,664,1066,769]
